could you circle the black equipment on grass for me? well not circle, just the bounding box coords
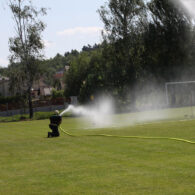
[48,111,62,138]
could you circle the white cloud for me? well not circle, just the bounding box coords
[0,58,9,67]
[42,40,54,48]
[57,26,103,36]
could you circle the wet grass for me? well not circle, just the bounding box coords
[0,112,195,194]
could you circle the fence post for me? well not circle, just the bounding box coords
[6,103,9,116]
[165,83,168,106]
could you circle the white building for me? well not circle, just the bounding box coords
[0,76,10,97]
[0,75,52,98]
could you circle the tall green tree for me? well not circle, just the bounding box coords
[98,0,146,109]
[78,50,105,103]
[65,51,91,98]
[143,0,194,81]
[9,0,47,118]
[98,0,145,42]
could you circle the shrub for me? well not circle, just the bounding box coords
[52,89,64,98]
[0,95,25,104]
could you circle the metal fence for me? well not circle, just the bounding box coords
[0,104,68,117]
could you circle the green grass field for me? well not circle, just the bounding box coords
[0,108,195,194]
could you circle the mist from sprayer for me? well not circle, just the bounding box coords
[173,0,195,19]
[59,90,170,130]
[60,97,115,128]
[59,0,195,130]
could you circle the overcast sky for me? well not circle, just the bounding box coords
[0,0,104,67]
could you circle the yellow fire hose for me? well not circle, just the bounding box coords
[59,126,195,145]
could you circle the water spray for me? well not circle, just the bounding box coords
[59,104,195,145]
[60,97,114,128]
[58,96,195,144]
[173,0,195,19]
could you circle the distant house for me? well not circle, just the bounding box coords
[0,76,10,97]
[0,75,52,98]
[54,70,64,90]
[54,65,70,90]
[32,77,52,98]
[54,71,64,79]
[0,65,71,98]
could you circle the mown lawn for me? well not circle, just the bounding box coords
[0,113,195,195]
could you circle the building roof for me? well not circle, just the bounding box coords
[0,76,9,81]
[54,71,64,79]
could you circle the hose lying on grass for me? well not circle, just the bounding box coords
[59,126,195,145]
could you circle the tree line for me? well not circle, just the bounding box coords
[1,0,195,117]
[65,0,195,110]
